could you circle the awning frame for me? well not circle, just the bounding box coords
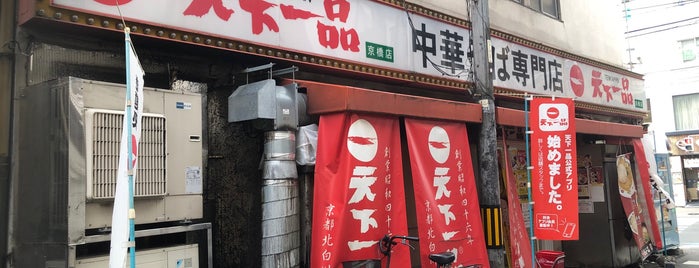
[299,80,644,138]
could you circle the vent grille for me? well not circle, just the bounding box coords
[88,111,166,199]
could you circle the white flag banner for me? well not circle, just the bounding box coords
[110,32,145,268]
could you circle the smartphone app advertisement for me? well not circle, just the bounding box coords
[529,97,579,240]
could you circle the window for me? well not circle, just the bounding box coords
[512,0,560,19]
[541,0,559,17]
[680,37,699,62]
[673,93,699,130]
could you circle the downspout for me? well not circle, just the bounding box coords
[1,0,18,266]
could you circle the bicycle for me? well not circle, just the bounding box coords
[378,234,455,268]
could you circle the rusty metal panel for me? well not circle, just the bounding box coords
[301,79,482,123]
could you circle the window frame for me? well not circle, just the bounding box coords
[679,37,698,62]
[511,0,561,20]
[541,0,560,19]
[672,93,699,131]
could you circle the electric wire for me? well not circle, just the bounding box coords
[625,16,699,35]
[399,0,470,79]
[623,0,699,13]
[622,0,699,38]
[115,0,128,30]
[397,0,496,98]
[625,20,699,38]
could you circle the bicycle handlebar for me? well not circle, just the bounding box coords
[387,235,419,242]
[378,234,465,268]
[378,234,419,256]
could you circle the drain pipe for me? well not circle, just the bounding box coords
[261,130,299,268]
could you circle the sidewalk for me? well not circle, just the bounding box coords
[643,204,699,267]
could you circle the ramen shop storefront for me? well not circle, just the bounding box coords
[300,80,489,267]
[299,80,648,267]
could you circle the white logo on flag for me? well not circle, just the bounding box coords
[538,103,569,132]
[428,126,450,164]
[347,119,378,162]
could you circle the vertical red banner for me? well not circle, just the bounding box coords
[405,118,490,267]
[311,113,409,268]
[616,153,654,259]
[632,139,663,250]
[529,97,579,240]
[502,139,534,268]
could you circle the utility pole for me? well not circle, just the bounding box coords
[469,0,505,267]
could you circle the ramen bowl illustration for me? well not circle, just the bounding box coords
[617,156,636,198]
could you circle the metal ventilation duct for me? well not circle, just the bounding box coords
[228,79,302,268]
[227,79,297,131]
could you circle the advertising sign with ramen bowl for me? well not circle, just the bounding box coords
[616,154,654,259]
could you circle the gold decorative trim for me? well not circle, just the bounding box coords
[493,87,647,119]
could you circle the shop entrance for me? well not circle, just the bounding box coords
[682,156,699,203]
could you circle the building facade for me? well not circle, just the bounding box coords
[624,0,699,207]
[1,0,650,267]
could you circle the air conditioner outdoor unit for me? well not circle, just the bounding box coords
[76,244,199,268]
[15,77,205,254]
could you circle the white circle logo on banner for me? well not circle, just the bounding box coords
[347,119,378,162]
[428,126,450,164]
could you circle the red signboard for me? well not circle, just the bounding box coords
[529,97,578,240]
[502,138,534,268]
[404,118,489,267]
[311,113,409,267]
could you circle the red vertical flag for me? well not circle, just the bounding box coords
[529,97,579,240]
[632,139,663,250]
[616,153,654,259]
[502,138,534,268]
[405,118,490,267]
[311,113,409,267]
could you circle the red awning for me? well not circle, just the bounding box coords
[298,79,644,138]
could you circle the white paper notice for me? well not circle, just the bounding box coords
[185,166,202,194]
[590,184,605,202]
[579,200,594,214]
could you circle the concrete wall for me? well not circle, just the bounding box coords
[418,0,627,68]
[490,0,627,67]
[410,0,469,19]
[206,87,264,268]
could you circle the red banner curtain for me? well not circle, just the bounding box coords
[311,113,409,267]
[404,118,490,267]
[502,137,534,268]
[616,153,654,259]
[529,97,579,240]
[632,138,664,250]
